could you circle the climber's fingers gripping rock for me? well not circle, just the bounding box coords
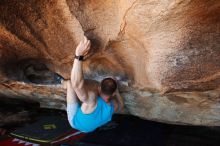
[75,36,91,56]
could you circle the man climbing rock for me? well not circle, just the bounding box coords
[64,36,124,133]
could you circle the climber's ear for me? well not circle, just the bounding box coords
[98,86,101,94]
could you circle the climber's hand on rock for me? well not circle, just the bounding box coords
[75,36,91,56]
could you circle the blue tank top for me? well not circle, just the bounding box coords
[73,96,114,133]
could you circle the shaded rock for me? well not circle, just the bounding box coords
[0,0,220,125]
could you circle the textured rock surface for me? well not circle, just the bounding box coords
[0,0,220,125]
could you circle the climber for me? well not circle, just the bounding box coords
[64,36,124,133]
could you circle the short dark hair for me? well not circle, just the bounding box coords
[101,78,117,96]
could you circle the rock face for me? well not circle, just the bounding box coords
[0,0,220,126]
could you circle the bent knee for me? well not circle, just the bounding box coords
[67,114,76,128]
[68,120,76,129]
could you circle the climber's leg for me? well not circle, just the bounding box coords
[66,80,79,128]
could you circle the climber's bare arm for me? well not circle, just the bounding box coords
[71,58,88,103]
[114,88,124,112]
[71,36,95,104]
[111,78,124,112]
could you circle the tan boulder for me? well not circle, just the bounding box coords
[0,0,220,125]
